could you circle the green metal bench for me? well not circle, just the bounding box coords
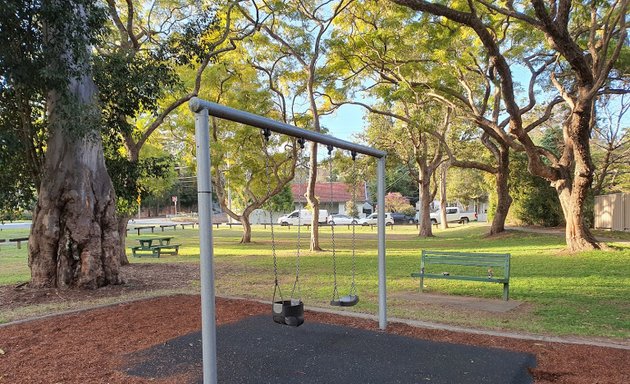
[130,244,181,258]
[411,250,511,301]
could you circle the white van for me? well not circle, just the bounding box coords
[277,209,329,226]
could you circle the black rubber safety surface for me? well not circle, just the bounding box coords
[124,315,536,384]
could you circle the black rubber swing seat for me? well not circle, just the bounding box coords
[272,300,304,327]
[330,295,359,307]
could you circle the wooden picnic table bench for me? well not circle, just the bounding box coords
[411,250,511,301]
[133,226,156,235]
[180,222,197,229]
[160,224,177,232]
[9,237,29,249]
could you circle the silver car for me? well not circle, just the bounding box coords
[357,213,394,226]
[326,214,358,225]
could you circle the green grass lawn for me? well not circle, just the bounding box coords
[1,223,629,339]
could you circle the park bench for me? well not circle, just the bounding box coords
[160,224,177,232]
[180,222,197,229]
[133,226,155,235]
[130,244,181,258]
[411,250,511,301]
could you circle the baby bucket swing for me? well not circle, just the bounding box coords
[265,131,305,327]
[327,146,360,307]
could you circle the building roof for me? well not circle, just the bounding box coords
[291,182,367,203]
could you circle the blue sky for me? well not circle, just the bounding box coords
[320,104,366,143]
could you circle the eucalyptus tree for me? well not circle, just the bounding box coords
[1,0,124,288]
[239,0,353,251]
[392,0,629,251]
[98,0,258,261]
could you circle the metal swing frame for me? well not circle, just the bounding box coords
[190,97,387,384]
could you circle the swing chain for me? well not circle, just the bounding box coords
[291,139,306,301]
[263,130,281,297]
[350,151,357,296]
[328,145,339,302]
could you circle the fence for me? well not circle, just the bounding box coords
[594,193,630,231]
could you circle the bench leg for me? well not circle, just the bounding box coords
[420,276,424,292]
[503,283,509,301]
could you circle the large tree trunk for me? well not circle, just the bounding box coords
[29,3,123,289]
[554,113,601,251]
[489,148,511,235]
[418,168,434,237]
[117,215,130,265]
[29,110,123,288]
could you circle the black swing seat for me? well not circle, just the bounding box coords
[272,300,304,327]
[330,295,359,307]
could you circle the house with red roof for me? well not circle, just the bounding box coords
[290,182,373,217]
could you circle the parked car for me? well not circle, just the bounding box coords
[429,207,477,224]
[326,214,358,225]
[358,212,394,226]
[390,212,417,224]
[277,209,329,225]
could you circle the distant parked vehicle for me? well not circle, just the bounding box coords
[326,214,358,225]
[429,207,477,224]
[390,212,416,224]
[277,209,329,226]
[358,213,394,226]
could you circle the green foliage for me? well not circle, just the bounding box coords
[264,185,294,213]
[94,52,180,135]
[508,153,564,227]
[105,154,174,216]
[446,167,488,204]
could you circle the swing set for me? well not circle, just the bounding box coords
[190,97,387,384]
[268,139,361,328]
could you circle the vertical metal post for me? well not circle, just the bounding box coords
[377,156,387,330]
[195,109,218,384]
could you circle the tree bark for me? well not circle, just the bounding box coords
[439,162,449,230]
[29,110,123,288]
[116,215,130,265]
[240,215,252,244]
[418,167,434,237]
[554,111,601,251]
[489,148,511,235]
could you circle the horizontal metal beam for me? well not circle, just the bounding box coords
[189,97,386,159]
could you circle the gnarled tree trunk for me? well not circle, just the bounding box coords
[29,116,123,288]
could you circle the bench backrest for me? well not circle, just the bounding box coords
[421,250,510,277]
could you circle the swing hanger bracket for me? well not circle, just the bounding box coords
[262,128,271,142]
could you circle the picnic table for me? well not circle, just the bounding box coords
[131,237,180,258]
[137,237,173,247]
